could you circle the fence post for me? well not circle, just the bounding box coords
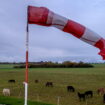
[85,100,87,105]
[37,94,39,102]
[57,96,60,105]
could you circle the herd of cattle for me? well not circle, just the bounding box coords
[2,79,105,103]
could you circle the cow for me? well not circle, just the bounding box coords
[67,86,75,92]
[103,94,105,103]
[35,80,39,83]
[77,92,85,101]
[45,82,53,87]
[85,90,93,98]
[3,88,10,96]
[97,88,105,95]
[8,79,15,83]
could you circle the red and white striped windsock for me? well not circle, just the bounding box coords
[28,6,105,60]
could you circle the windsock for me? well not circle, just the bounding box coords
[28,6,105,60]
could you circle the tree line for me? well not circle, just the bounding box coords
[14,61,94,68]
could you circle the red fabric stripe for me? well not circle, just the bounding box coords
[98,49,105,60]
[28,6,49,26]
[95,38,105,60]
[94,38,105,50]
[63,20,85,38]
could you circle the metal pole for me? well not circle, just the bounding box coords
[24,6,29,105]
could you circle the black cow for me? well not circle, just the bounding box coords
[85,90,93,98]
[46,82,53,87]
[8,79,15,83]
[67,86,75,92]
[78,92,86,101]
[103,94,105,103]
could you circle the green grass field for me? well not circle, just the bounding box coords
[0,64,105,105]
[0,96,53,105]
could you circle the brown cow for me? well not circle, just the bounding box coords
[97,88,105,95]
[35,80,39,83]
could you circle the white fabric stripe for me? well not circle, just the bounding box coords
[46,11,54,25]
[80,28,101,45]
[51,13,68,30]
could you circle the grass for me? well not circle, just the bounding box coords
[0,64,105,105]
[0,96,53,105]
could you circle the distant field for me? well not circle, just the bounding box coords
[0,63,105,105]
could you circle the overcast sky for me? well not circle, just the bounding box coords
[0,0,105,62]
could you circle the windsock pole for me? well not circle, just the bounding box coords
[24,7,29,105]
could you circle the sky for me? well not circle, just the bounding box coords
[0,0,105,62]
